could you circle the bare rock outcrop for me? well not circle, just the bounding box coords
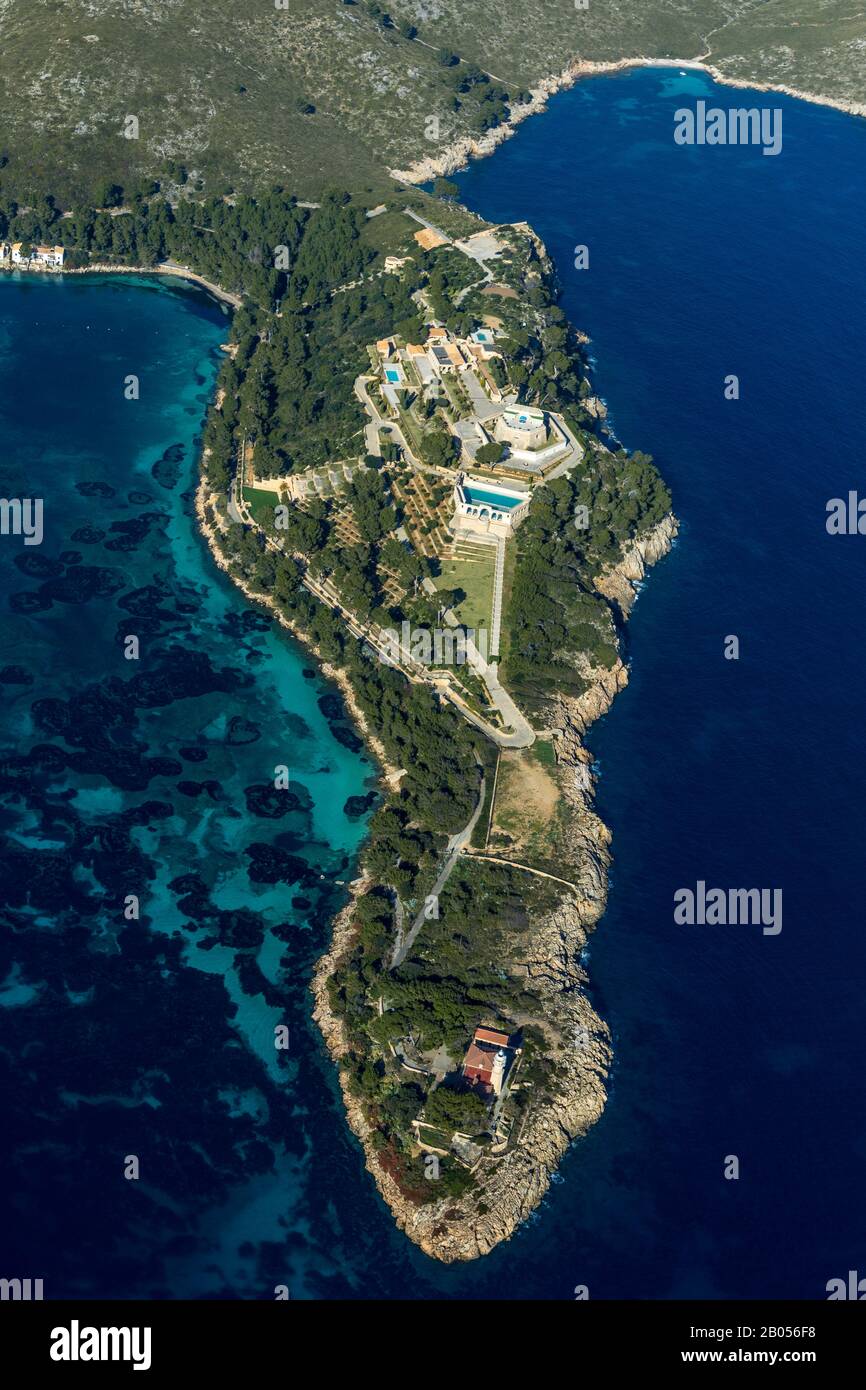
[595,512,679,619]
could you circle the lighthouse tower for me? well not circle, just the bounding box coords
[491,1048,508,1096]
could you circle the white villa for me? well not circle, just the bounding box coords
[494,403,569,467]
[2,242,65,268]
[451,472,531,538]
[379,324,509,401]
[428,340,469,376]
[495,404,548,450]
[34,244,65,267]
[379,328,473,394]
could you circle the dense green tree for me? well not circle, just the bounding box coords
[423,1085,488,1134]
[433,178,459,200]
[419,429,458,469]
[475,441,504,467]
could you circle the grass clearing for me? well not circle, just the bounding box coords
[488,747,569,869]
[497,535,517,667]
[532,738,557,768]
[435,544,495,632]
[243,486,281,529]
[361,209,417,259]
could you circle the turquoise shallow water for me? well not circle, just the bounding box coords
[0,273,380,1297]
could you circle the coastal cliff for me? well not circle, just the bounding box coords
[389,60,589,184]
[595,512,679,621]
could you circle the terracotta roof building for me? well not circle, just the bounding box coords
[462,1026,513,1095]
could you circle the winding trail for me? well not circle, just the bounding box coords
[462,851,581,892]
[390,777,486,968]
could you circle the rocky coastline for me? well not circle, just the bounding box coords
[595,511,679,621]
[188,235,679,1262]
[390,55,864,186]
[194,479,402,788]
[389,59,591,184]
[308,510,678,1263]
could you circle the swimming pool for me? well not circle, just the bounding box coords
[462,486,524,510]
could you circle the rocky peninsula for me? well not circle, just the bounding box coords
[310,514,677,1262]
[176,193,677,1263]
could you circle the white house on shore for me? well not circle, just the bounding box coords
[2,242,65,268]
[34,244,65,267]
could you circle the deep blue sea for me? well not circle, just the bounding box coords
[450,66,866,1299]
[2,65,865,1300]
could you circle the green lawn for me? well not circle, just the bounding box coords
[496,536,517,667]
[435,546,495,633]
[243,486,281,530]
[532,738,557,768]
[397,408,427,462]
[415,1125,453,1153]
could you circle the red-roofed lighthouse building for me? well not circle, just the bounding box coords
[462,1027,512,1095]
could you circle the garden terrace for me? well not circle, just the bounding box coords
[389,473,452,558]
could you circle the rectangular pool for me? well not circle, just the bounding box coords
[463,486,524,510]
